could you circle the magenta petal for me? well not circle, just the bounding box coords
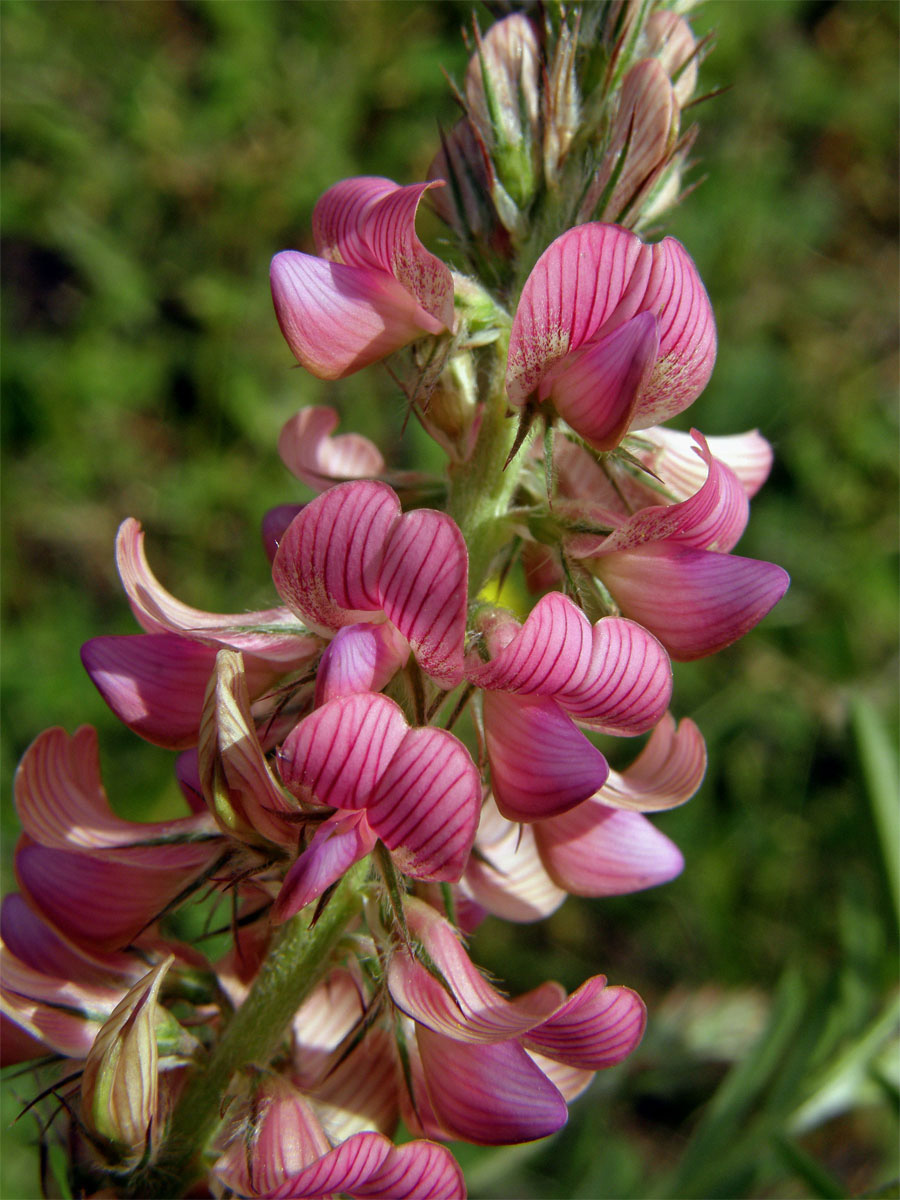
[312,177,454,330]
[266,1131,390,1200]
[261,504,304,563]
[278,406,385,493]
[279,693,408,811]
[351,1139,466,1200]
[595,543,790,661]
[314,622,410,706]
[273,813,376,922]
[601,714,706,811]
[416,1027,568,1144]
[366,728,479,881]
[81,634,219,750]
[467,592,593,697]
[557,617,672,735]
[523,976,646,1069]
[631,236,716,427]
[270,251,433,379]
[535,801,684,896]
[507,224,650,405]
[545,312,660,450]
[379,509,468,686]
[272,480,400,632]
[484,691,609,822]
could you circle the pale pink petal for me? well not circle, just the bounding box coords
[594,543,790,660]
[314,622,410,706]
[312,177,454,330]
[278,406,385,492]
[366,728,479,881]
[635,426,774,500]
[462,799,566,922]
[378,509,468,687]
[525,1050,594,1103]
[535,801,684,896]
[416,1027,568,1144]
[600,713,706,812]
[271,251,436,379]
[81,634,220,750]
[273,813,376,922]
[116,519,315,667]
[279,693,408,811]
[483,691,609,822]
[507,224,650,405]
[292,967,367,1090]
[557,617,673,735]
[631,237,716,427]
[465,14,541,152]
[595,431,749,554]
[272,480,399,632]
[466,592,593,697]
[544,311,660,450]
[523,977,646,1068]
[14,726,218,855]
[310,1026,400,1141]
[0,949,117,1060]
[645,10,699,106]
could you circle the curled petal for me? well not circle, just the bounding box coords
[278,406,385,492]
[350,1137,466,1200]
[273,813,376,922]
[484,691,609,822]
[594,543,790,660]
[279,693,408,811]
[601,713,706,812]
[557,618,672,736]
[523,977,646,1069]
[273,481,400,631]
[366,728,479,881]
[635,425,774,500]
[116,518,315,667]
[416,1027,568,1145]
[313,177,454,330]
[535,802,684,896]
[270,251,437,379]
[315,622,410,706]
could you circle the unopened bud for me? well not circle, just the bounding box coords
[543,19,581,183]
[644,10,699,107]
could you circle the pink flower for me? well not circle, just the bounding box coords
[467,592,672,821]
[270,177,455,379]
[506,223,716,449]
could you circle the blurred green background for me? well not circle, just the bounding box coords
[2,1,897,1197]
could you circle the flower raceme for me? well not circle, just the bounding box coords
[270,176,455,380]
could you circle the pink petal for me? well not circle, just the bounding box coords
[634,425,774,500]
[631,237,717,427]
[261,504,304,563]
[351,1139,466,1200]
[462,799,566,922]
[14,726,218,856]
[595,431,749,554]
[271,251,437,379]
[543,311,660,450]
[278,406,385,492]
[523,976,646,1068]
[646,10,699,105]
[601,713,706,811]
[312,177,454,330]
[314,622,410,706]
[483,691,609,822]
[416,1027,568,1144]
[556,617,673,735]
[292,968,367,1091]
[266,1132,390,1200]
[0,951,118,1060]
[308,1025,400,1141]
[594,543,790,660]
[467,592,594,696]
[279,693,408,811]
[273,812,376,922]
[507,223,650,405]
[534,802,684,896]
[116,518,316,667]
[272,480,400,632]
[378,509,468,687]
[366,728,479,881]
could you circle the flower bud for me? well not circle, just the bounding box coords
[644,10,699,107]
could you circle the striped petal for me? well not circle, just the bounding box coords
[600,713,706,812]
[522,976,646,1068]
[467,592,593,696]
[594,543,790,660]
[366,728,480,881]
[462,798,566,922]
[314,622,410,706]
[116,518,315,667]
[279,693,408,811]
[273,812,376,922]
[309,1026,400,1141]
[483,691,609,822]
[635,425,774,500]
[535,802,684,896]
[350,1138,466,1200]
[313,177,454,330]
[278,406,385,492]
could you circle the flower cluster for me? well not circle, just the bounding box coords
[2,8,788,1199]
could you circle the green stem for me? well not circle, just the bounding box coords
[132,861,368,1198]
